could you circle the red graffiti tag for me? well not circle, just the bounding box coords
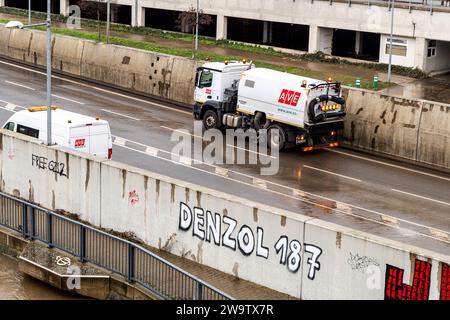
[128,190,139,205]
[385,260,450,300]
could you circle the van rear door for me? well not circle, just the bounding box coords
[88,123,111,159]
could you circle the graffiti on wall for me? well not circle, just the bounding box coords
[384,259,450,300]
[128,190,139,205]
[32,154,67,177]
[178,202,322,278]
[348,253,380,273]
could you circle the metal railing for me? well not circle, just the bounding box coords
[314,0,450,14]
[0,191,233,300]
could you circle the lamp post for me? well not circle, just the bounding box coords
[46,0,52,145]
[106,0,111,43]
[387,0,395,83]
[194,0,199,55]
[28,0,31,24]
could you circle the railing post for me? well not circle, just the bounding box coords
[21,204,28,238]
[30,207,36,239]
[80,225,86,262]
[47,211,53,248]
[128,243,135,283]
[196,282,203,300]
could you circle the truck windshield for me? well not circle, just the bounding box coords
[199,70,213,88]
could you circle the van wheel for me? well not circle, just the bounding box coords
[268,124,287,151]
[203,110,219,130]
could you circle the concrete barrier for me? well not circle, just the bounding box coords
[342,88,450,170]
[416,101,450,168]
[1,130,449,299]
[0,25,200,105]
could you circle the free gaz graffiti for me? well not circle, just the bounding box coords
[178,202,322,278]
[32,154,68,177]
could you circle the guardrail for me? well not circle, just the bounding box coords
[313,0,450,14]
[0,191,233,300]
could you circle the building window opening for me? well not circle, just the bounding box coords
[385,38,407,57]
[427,40,437,57]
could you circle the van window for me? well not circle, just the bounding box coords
[199,70,213,88]
[16,124,39,138]
[3,122,15,131]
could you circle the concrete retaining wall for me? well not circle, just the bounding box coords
[1,25,449,169]
[1,130,449,299]
[0,26,201,105]
[342,88,450,170]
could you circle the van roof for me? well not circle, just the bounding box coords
[10,108,109,128]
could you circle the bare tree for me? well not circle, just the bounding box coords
[176,7,213,54]
[77,0,107,42]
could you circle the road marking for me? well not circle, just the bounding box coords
[391,188,450,206]
[0,60,191,115]
[429,228,449,240]
[5,80,35,91]
[179,156,192,166]
[145,146,158,157]
[303,165,362,182]
[380,215,399,225]
[101,109,140,121]
[52,94,85,105]
[160,125,277,159]
[327,148,450,182]
[113,142,450,244]
[113,136,126,146]
[215,167,229,177]
[253,178,267,189]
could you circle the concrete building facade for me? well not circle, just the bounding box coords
[2,0,450,74]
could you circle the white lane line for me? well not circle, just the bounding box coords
[215,167,229,177]
[113,143,450,244]
[113,137,126,146]
[327,148,450,182]
[160,125,277,159]
[303,165,362,182]
[52,94,85,105]
[5,80,35,91]
[0,60,191,115]
[391,188,450,206]
[101,109,140,121]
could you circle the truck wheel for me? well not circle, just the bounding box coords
[203,110,219,130]
[268,124,287,151]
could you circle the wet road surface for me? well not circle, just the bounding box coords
[383,73,450,104]
[0,58,449,256]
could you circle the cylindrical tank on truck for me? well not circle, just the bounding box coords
[193,61,346,151]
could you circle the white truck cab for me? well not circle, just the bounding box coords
[2,107,113,159]
[194,61,253,105]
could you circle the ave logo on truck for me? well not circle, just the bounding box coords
[278,89,301,107]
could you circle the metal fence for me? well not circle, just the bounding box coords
[0,191,233,300]
[313,0,450,14]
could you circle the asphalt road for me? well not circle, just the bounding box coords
[0,58,449,255]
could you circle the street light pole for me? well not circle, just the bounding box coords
[387,0,395,83]
[28,0,31,25]
[195,0,199,55]
[106,0,111,44]
[46,0,52,145]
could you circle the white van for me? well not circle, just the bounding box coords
[2,107,113,159]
